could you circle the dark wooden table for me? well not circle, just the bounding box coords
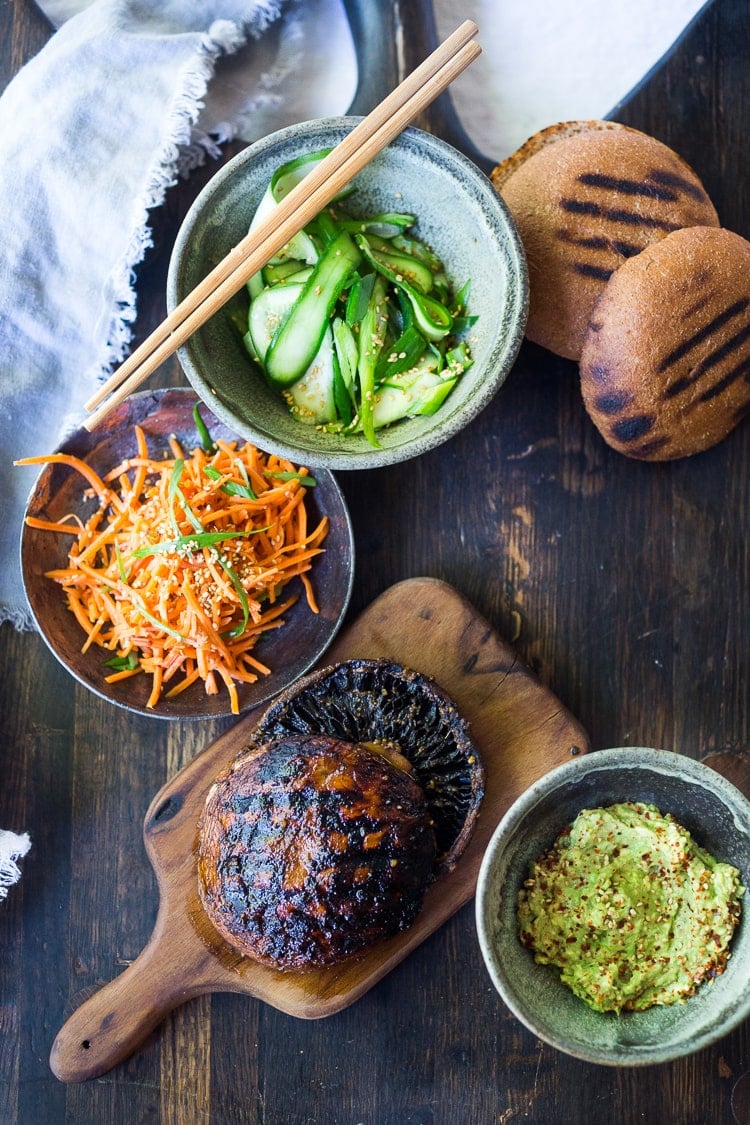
[2,1,749,1122]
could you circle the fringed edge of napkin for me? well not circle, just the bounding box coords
[3,600,37,633]
[0,831,31,901]
[89,15,256,387]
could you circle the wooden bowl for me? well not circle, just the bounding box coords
[20,388,354,720]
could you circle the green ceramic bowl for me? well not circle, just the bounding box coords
[167,117,528,469]
[476,746,750,1066]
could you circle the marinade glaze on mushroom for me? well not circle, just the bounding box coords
[197,659,485,970]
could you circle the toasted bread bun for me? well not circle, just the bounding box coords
[580,226,750,460]
[491,121,720,360]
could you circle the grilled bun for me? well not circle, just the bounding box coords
[580,226,750,460]
[491,121,720,360]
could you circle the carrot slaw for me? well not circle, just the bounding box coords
[16,424,328,713]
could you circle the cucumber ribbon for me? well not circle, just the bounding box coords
[239,149,476,446]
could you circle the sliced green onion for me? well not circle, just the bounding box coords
[114,541,128,584]
[356,273,388,447]
[130,592,189,642]
[375,324,427,382]
[167,459,183,536]
[333,317,358,389]
[332,360,354,427]
[168,460,203,535]
[235,458,252,491]
[356,235,453,342]
[451,314,479,333]
[266,471,317,487]
[345,271,376,326]
[103,650,140,672]
[193,403,216,453]
[203,464,257,500]
[307,209,339,246]
[132,528,266,559]
[333,211,416,237]
[391,232,443,272]
[217,552,251,639]
[452,278,472,316]
[445,341,475,374]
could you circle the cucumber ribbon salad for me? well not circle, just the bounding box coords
[240,149,477,447]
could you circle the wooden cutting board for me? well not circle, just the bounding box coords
[49,577,590,1083]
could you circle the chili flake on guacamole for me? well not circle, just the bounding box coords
[517,802,744,1013]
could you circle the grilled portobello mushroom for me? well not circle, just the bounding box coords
[253,659,484,877]
[198,732,436,970]
[197,659,484,970]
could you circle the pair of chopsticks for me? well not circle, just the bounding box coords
[83,20,481,432]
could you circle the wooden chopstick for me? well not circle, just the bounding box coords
[83,21,480,431]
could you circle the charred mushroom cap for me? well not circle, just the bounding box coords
[198,732,437,970]
[251,658,485,877]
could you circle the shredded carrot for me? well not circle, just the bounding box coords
[16,428,328,714]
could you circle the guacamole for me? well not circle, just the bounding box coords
[517,802,744,1013]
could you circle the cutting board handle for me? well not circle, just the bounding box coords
[49,911,207,1083]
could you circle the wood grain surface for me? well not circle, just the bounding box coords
[2,1,750,1123]
[49,577,588,1083]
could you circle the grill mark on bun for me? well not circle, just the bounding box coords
[649,169,709,201]
[682,291,714,321]
[697,353,750,405]
[555,230,642,282]
[663,307,750,399]
[611,240,643,259]
[573,262,614,281]
[631,436,671,457]
[593,390,634,415]
[610,414,655,442]
[560,197,682,232]
[661,298,749,377]
[556,230,641,257]
[577,171,681,202]
[577,169,709,204]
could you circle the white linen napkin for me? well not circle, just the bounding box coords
[0,831,31,901]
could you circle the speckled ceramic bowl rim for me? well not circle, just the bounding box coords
[475,746,750,1066]
[167,116,528,470]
